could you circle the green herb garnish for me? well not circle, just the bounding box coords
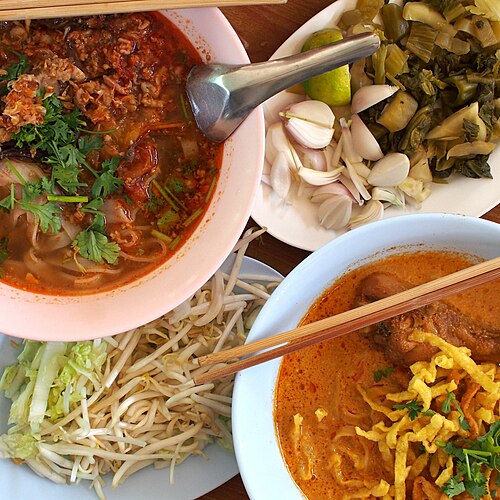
[393,399,423,421]
[17,201,62,234]
[6,93,122,264]
[373,367,394,382]
[440,421,500,499]
[441,391,471,430]
[72,212,120,266]
[0,49,29,95]
[157,210,179,227]
[91,157,123,199]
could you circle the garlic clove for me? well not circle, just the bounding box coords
[367,152,410,187]
[350,114,384,161]
[349,200,384,230]
[270,151,292,200]
[317,195,353,230]
[339,118,362,163]
[298,165,344,186]
[281,100,335,149]
[371,186,405,207]
[351,84,399,114]
[310,183,353,204]
[344,158,372,200]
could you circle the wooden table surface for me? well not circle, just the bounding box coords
[199,1,500,498]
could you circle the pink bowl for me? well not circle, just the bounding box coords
[0,8,265,341]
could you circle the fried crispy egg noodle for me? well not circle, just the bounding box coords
[321,331,500,499]
[0,228,281,499]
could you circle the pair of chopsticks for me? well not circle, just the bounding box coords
[194,255,500,385]
[0,0,287,21]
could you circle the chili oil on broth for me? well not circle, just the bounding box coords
[273,250,500,500]
[0,13,222,295]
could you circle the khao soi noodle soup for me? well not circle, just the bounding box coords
[0,13,222,294]
[274,251,500,500]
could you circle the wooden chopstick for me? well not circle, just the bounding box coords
[0,0,287,21]
[193,255,500,385]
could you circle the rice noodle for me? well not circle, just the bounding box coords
[119,237,167,262]
[11,228,281,497]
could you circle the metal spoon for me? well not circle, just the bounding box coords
[186,32,380,143]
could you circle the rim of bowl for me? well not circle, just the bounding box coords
[232,213,500,500]
[0,8,265,341]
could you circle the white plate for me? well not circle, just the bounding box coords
[232,214,500,499]
[251,0,500,252]
[0,256,282,500]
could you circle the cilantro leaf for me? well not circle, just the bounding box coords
[373,367,394,382]
[440,421,500,499]
[91,157,123,198]
[464,477,488,500]
[157,210,179,227]
[0,184,15,212]
[441,391,454,414]
[45,142,87,193]
[17,201,62,234]
[22,177,54,203]
[393,399,423,421]
[169,178,184,192]
[442,476,466,497]
[421,409,437,417]
[81,198,104,215]
[441,391,470,430]
[0,50,29,95]
[78,135,103,156]
[146,192,165,213]
[11,95,101,195]
[72,229,120,265]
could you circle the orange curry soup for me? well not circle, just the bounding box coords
[274,251,500,499]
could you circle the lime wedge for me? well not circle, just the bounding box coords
[301,28,351,106]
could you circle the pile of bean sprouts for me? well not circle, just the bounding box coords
[25,228,281,498]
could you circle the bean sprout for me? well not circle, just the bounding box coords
[0,228,281,499]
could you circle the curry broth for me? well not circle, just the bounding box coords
[274,251,500,499]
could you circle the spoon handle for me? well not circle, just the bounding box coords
[187,32,380,142]
[227,32,380,106]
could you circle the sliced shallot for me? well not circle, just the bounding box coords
[298,165,344,186]
[295,144,327,171]
[270,151,292,200]
[317,195,353,230]
[351,84,398,114]
[344,158,371,201]
[350,114,384,161]
[339,118,362,163]
[371,186,405,207]
[281,100,335,149]
[349,200,384,229]
[310,183,354,204]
